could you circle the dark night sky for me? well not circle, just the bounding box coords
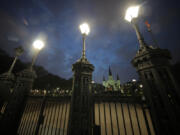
[0,0,180,83]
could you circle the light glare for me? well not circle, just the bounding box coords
[125,6,139,22]
[79,23,90,35]
[33,40,44,50]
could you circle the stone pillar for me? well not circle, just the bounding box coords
[132,47,180,135]
[0,68,36,134]
[0,73,15,110]
[0,46,23,111]
[68,58,94,135]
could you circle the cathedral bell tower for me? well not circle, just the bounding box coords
[68,23,94,135]
[131,18,180,135]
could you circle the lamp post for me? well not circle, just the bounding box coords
[30,40,44,70]
[7,46,24,76]
[79,23,90,59]
[68,23,94,135]
[0,46,23,81]
[125,6,146,48]
[0,46,23,107]
[0,40,45,134]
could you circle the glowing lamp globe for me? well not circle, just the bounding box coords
[125,6,140,22]
[33,40,44,50]
[79,23,90,35]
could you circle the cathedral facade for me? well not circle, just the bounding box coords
[102,67,121,91]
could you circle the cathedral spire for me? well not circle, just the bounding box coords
[117,74,120,80]
[109,66,112,76]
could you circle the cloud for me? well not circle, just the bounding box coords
[0,11,31,56]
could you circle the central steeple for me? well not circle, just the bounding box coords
[109,66,112,76]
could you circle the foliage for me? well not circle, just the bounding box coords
[0,49,72,90]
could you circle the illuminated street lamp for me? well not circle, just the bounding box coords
[125,6,139,22]
[125,6,146,48]
[79,23,90,59]
[30,40,44,70]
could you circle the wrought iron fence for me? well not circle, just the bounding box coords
[17,90,155,135]
[17,96,70,135]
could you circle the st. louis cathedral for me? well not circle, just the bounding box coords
[102,67,121,91]
[0,9,180,135]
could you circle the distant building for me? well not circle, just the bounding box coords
[102,66,121,91]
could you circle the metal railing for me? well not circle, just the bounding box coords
[17,90,155,135]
